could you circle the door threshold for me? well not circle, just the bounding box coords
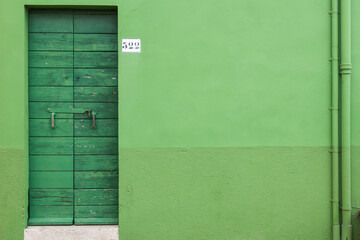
[24,225,118,240]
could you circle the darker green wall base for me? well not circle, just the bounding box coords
[351,147,360,240]
[0,148,26,240]
[119,147,331,240]
[0,146,333,240]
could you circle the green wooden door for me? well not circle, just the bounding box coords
[28,9,118,225]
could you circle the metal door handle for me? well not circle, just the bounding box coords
[47,108,91,114]
[51,113,55,128]
[92,112,96,128]
[47,108,95,129]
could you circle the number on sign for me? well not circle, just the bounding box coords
[122,39,141,52]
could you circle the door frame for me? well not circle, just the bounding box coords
[24,3,120,227]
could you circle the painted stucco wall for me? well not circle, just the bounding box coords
[118,1,332,239]
[351,1,360,239]
[0,0,333,239]
[0,3,28,240]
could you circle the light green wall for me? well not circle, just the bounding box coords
[118,1,331,239]
[0,4,28,240]
[118,0,331,148]
[0,0,333,239]
[351,0,360,238]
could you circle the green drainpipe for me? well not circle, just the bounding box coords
[331,0,340,238]
[340,0,352,239]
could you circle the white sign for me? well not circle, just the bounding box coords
[122,39,141,53]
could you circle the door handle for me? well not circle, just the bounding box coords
[92,112,96,128]
[47,108,91,114]
[47,108,95,129]
[51,113,55,128]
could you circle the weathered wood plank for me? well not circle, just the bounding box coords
[30,119,73,137]
[74,10,117,15]
[75,137,118,154]
[30,137,73,154]
[30,205,73,218]
[74,69,117,87]
[74,13,117,33]
[74,52,117,68]
[75,206,118,218]
[74,34,117,51]
[74,217,118,225]
[74,103,118,119]
[29,33,73,51]
[29,216,73,225]
[29,11,73,33]
[75,171,118,188]
[75,189,118,205]
[29,68,73,86]
[29,102,74,119]
[30,155,73,171]
[29,203,73,225]
[30,172,73,188]
[75,155,118,171]
[29,52,73,68]
[30,9,74,14]
[30,189,73,206]
[74,87,118,102]
[29,87,73,102]
[74,119,118,137]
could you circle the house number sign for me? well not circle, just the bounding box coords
[122,39,141,53]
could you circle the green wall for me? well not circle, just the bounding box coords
[0,0,333,239]
[351,0,360,238]
[118,0,331,239]
[0,3,28,240]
